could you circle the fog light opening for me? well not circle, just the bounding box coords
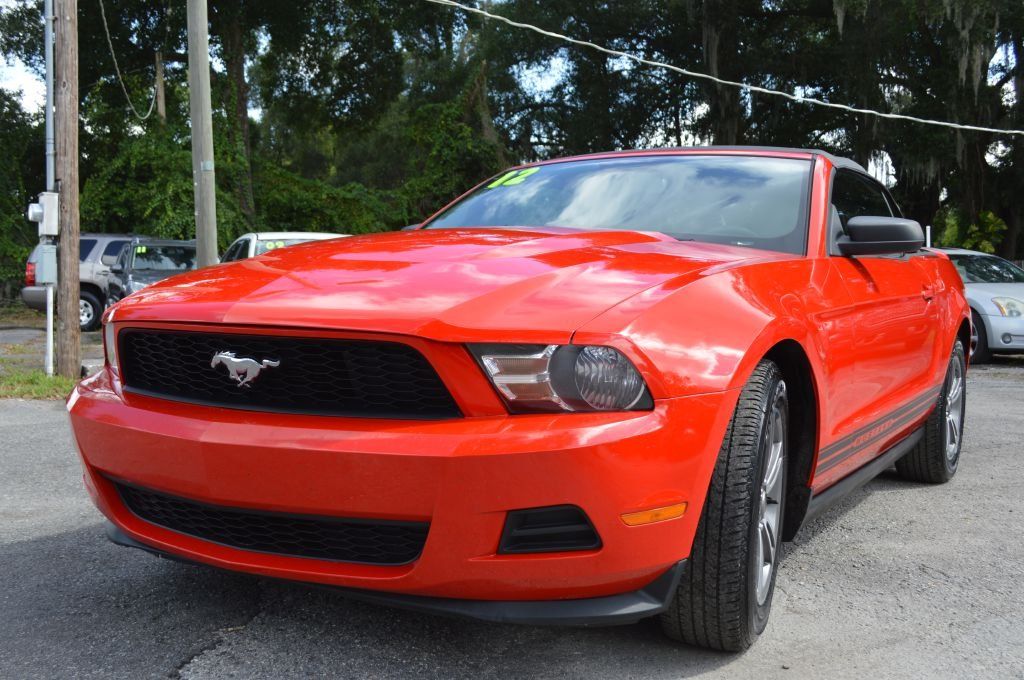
[1002,333,1013,345]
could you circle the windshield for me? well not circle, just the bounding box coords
[949,254,1024,283]
[130,245,196,271]
[425,155,812,254]
[255,238,311,255]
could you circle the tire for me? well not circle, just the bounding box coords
[895,340,966,484]
[969,310,991,364]
[661,360,788,651]
[79,291,102,332]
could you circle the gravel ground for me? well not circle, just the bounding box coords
[1,361,1022,679]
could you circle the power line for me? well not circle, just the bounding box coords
[97,0,167,121]
[426,0,1024,138]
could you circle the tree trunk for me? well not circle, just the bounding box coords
[55,0,80,378]
[222,13,256,227]
[702,1,743,144]
[999,34,1023,259]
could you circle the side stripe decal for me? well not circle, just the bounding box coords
[816,389,940,472]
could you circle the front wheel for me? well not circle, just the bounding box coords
[895,340,966,484]
[661,359,788,651]
[970,310,991,364]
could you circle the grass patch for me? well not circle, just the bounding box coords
[0,303,45,328]
[0,366,78,399]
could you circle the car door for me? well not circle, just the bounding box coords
[107,245,131,302]
[818,170,938,481]
[94,239,129,291]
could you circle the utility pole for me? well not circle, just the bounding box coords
[43,0,55,375]
[155,51,166,123]
[186,0,218,267]
[54,0,80,378]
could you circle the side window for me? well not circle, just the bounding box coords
[102,240,128,259]
[79,239,97,262]
[831,171,893,229]
[222,240,246,262]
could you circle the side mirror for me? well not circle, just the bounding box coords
[110,264,123,274]
[836,216,925,256]
[101,254,118,266]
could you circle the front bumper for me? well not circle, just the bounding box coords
[69,367,735,608]
[106,522,686,626]
[982,312,1024,353]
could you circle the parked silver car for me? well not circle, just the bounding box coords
[220,231,345,262]
[21,233,132,331]
[942,248,1024,362]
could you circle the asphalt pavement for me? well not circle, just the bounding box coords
[1,361,1022,679]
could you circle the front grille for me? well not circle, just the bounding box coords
[115,481,430,565]
[118,329,460,419]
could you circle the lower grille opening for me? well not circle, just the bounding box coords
[498,505,601,554]
[114,481,429,565]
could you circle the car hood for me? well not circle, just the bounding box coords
[112,228,784,341]
[129,270,188,288]
[965,281,1024,302]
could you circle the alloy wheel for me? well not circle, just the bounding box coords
[755,385,786,606]
[945,354,965,464]
[79,298,94,327]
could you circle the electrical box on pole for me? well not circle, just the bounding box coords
[27,191,59,237]
[26,189,60,375]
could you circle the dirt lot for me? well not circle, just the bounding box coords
[1,360,1022,679]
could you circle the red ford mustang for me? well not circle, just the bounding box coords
[69,147,969,651]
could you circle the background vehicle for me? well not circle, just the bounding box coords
[105,239,197,305]
[220,232,345,262]
[21,233,131,331]
[942,248,1024,363]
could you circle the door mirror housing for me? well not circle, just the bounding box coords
[110,263,123,274]
[100,254,118,266]
[836,216,925,256]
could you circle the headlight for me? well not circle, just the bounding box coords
[992,297,1024,317]
[470,344,653,413]
[103,322,118,369]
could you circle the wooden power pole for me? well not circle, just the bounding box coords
[55,0,80,378]
[186,0,218,267]
[155,51,166,123]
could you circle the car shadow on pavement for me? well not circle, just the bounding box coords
[2,523,745,679]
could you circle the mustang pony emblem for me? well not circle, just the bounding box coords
[210,351,280,388]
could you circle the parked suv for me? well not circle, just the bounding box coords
[106,238,198,305]
[22,233,132,331]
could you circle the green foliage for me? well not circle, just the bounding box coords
[936,209,1009,254]
[0,90,40,289]
[81,130,194,239]
[255,163,407,234]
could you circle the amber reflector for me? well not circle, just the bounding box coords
[621,502,688,526]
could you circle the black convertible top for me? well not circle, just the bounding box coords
[557,146,867,173]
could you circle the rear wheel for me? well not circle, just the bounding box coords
[79,291,102,332]
[970,310,990,364]
[895,340,966,484]
[661,360,787,651]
